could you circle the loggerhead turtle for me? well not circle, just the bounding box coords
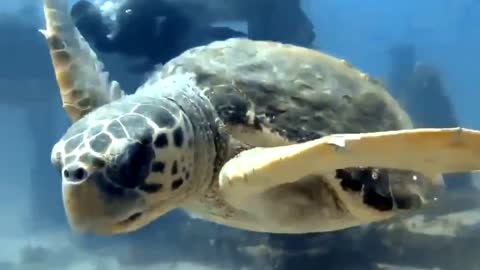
[41,0,480,235]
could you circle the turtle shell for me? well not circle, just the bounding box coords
[158,38,412,146]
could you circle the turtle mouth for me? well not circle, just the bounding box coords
[87,211,147,235]
[118,211,143,226]
[116,212,143,228]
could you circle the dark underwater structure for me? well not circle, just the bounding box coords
[70,0,315,74]
[388,43,474,192]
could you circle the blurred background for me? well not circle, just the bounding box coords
[0,0,479,269]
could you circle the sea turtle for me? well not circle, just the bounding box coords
[41,0,480,235]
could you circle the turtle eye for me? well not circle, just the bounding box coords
[106,141,155,189]
[140,135,153,146]
[51,151,63,174]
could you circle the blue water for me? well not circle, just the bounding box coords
[0,0,479,269]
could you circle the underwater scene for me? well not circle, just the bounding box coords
[1,0,480,269]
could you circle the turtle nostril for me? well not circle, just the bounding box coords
[63,166,89,182]
[73,167,88,181]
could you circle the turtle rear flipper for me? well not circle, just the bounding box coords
[219,127,480,213]
[41,0,125,122]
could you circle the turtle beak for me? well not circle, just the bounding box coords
[62,179,112,234]
[61,172,146,235]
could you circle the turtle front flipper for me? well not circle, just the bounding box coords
[40,0,125,122]
[219,127,480,225]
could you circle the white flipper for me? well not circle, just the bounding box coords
[219,127,480,208]
[41,0,125,122]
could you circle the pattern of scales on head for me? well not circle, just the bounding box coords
[51,96,196,200]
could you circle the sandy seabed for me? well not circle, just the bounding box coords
[0,230,244,270]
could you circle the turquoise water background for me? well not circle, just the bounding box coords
[0,1,479,269]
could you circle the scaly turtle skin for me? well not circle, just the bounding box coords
[41,0,480,235]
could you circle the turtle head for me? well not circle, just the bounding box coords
[43,0,201,235]
[51,96,196,235]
